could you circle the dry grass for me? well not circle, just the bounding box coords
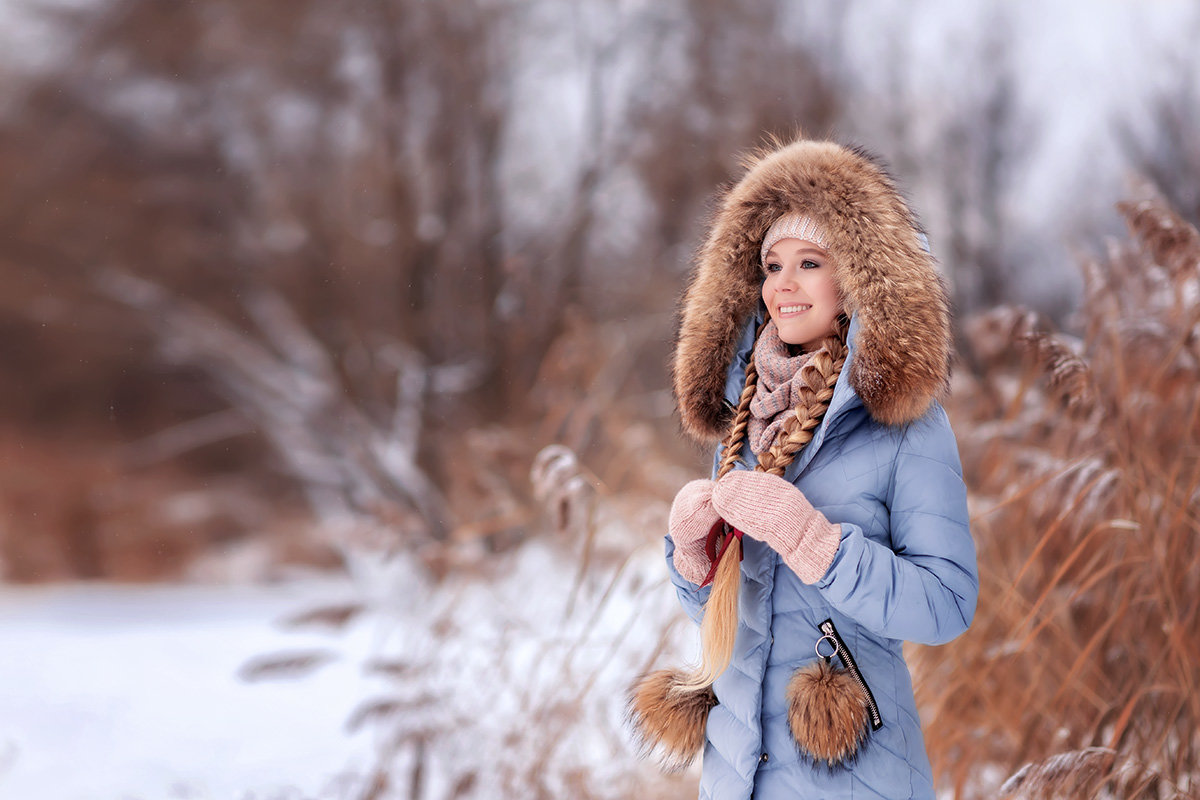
[917,187,1200,799]
[259,442,698,800]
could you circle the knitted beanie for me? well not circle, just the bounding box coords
[760,213,829,264]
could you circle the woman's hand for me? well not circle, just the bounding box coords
[668,479,721,585]
[711,470,841,584]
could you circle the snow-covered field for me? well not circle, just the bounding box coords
[0,579,377,800]
[0,524,690,800]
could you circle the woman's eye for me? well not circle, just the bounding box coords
[802,260,820,270]
[765,263,782,273]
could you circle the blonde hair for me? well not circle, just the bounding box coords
[673,316,847,691]
[628,316,849,767]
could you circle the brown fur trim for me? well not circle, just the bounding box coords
[785,660,871,768]
[626,669,717,771]
[673,138,951,441]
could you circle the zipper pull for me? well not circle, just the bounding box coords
[815,634,837,666]
[818,618,883,731]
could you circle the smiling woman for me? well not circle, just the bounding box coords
[628,137,978,800]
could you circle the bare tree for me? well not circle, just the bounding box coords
[0,0,840,573]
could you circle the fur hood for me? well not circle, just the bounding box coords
[673,138,952,441]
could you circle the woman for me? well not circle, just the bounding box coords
[629,138,979,799]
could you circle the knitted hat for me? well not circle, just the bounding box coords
[760,213,829,263]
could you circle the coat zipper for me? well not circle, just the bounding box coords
[819,619,883,731]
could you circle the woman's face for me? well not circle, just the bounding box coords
[761,238,842,350]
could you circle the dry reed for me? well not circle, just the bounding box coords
[917,187,1200,799]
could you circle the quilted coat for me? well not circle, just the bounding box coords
[664,139,979,799]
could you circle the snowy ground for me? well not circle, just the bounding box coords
[0,520,690,800]
[0,579,378,800]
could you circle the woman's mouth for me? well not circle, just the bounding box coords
[777,304,811,316]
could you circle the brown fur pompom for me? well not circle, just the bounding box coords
[785,660,871,768]
[627,669,717,771]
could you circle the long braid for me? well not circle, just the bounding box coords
[689,319,848,688]
[668,322,766,694]
[630,318,849,767]
[717,350,760,478]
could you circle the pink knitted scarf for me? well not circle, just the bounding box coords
[747,320,817,455]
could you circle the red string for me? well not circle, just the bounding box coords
[698,520,744,588]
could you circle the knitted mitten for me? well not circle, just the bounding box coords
[668,479,721,585]
[711,470,841,584]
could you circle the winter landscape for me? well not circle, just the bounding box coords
[1,0,1199,798]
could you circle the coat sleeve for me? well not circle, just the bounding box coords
[814,405,978,645]
[664,535,711,625]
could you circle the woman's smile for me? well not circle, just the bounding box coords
[776,303,812,316]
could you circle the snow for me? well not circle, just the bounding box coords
[0,580,376,800]
[321,530,693,800]
[0,524,692,800]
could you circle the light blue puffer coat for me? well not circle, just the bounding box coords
[666,314,977,800]
[660,139,979,799]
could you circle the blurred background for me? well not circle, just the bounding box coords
[1,0,1198,798]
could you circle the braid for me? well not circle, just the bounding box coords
[627,316,850,766]
[757,330,848,476]
[678,318,847,691]
[716,323,766,480]
[664,322,763,694]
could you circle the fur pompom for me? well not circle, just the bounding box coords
[785,660,871,768]
[626,669,717,771]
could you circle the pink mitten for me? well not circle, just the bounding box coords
[711,470,841,584]
[668,479,721,585]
